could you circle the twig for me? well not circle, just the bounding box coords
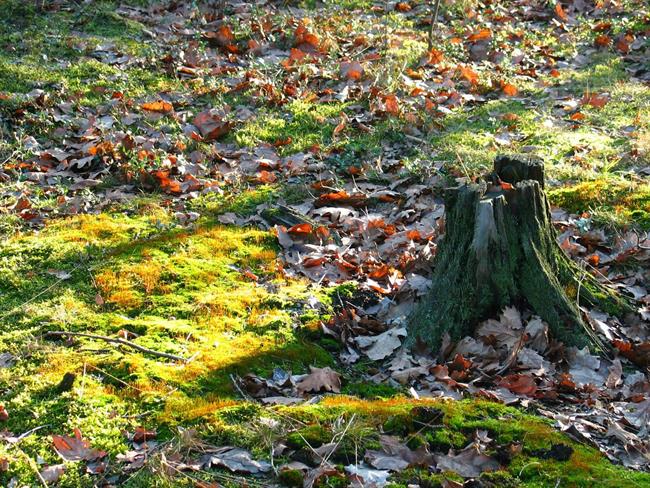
[43,331,187,362]
[428,0,443,49]
[15,447,47,487]
[230,373,254,401]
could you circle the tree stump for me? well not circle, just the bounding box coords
[409,155,631,350]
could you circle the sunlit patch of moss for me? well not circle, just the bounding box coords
[0,199,341,484]
[235,100,349,154]
[190,185,280,216]
[549,178,650,229]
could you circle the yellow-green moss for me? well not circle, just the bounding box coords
[549,178,650,229]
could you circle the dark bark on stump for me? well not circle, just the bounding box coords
[409,155,631,350]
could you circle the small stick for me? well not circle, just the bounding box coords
[428,0,443,49]
[43,331,187,362]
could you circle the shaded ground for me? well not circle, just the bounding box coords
[0,0,649,486]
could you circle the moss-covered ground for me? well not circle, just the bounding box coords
[1,0,649,486]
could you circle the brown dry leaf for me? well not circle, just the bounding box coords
[458,65,479,85]
[304,465,339,488]
[383,94,400,115]
[52,428,107,462]
[581,92,610,108]
[132,427,156,443]
[203,447,271,473]
[192,110,232,141]
[340,61,363,81]
[435,444,500,478]
[476,307,522,348]
[288,223,313,236]
[613,340,650,368]
[498,374,537,396]
[594,34,611,48]
[422,48,445,66]
[40,464,66,484]
[296,366,341,394]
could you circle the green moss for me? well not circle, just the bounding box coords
[342,381,401,399]
[549,178,650,230]
[235,100,349,153]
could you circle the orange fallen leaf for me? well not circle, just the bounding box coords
[288,223,313,236]
[368,264,390,280]
[458,65,479,85]
[499,374,537,396]
[502,83,518,97]
[594,34,611,48]
[581,92,609,108]
[255,170,277,184]
[395,2,411,12]
[554,2,568,22]
[406,229,421,241]
[383,94,400,115]
[340,61,363,81]
[141,100,173,113]
[192,110,231,141]
[467,28,492,42]
[302,256,328,267]
[587,253,600,266]
[423,48,445,66]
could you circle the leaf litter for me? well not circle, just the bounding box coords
[1,0,649,485]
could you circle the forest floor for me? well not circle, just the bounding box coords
[0,0,649,487]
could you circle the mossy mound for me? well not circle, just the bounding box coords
[549,178,650,230]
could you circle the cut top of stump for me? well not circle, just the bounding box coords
[494,154,545,188]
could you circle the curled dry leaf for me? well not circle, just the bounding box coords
[296,366,342,394]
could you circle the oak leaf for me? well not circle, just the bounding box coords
[296,366,341,394]
[52,429,107,462]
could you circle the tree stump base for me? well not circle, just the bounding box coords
[409,155,631,350]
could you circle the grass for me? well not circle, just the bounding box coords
[0,0,650,485]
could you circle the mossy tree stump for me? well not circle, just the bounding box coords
[409,155,631,350]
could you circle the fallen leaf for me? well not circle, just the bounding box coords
[458,65,479,85]
[141,100,173,113]
[340,61,363,81]
[52,429,107,462]
[203,447,271,473]
[498,374,537,396]
[40,464,65,484]
[435,444,500,478]
[355,328,407,361]
[502,83,518,97]
[296,366,342,394]
[192,110,231,141]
